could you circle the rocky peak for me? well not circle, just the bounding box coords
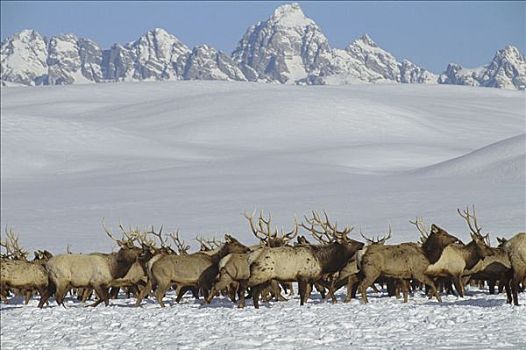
[232,2,331,83]
[1,29,48,85]
[439,45,525,90]
[268,3,314,28]
[356,33,377,48]
[179,44,247,81]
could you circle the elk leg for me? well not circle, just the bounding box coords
[237,280,248,308]
[155,281,170,308]
[37,286,50,308]
[135,279,152,307]
[314,282,326,299]
[419,275,442,303]
[452,275,464,298]
[229,282,239,302]
[109,287,120,299]
[488,280,496,295]
[287,282,294,296]
[24,290,32,304]
[55,283,69,307]
[358,270,380,304]
[511,280,519,306]
[89,286,108,307]
[298,280,308,306]
[505,281,512,304]
[175,285,185,303]
[401,280,409,303]
[345,274,359,303]
[271,280,287,302]
[252,284,264,309]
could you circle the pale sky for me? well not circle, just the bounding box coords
[1,1,525,73]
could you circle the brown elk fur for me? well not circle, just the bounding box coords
[0,259,49,306]
[248,239,364,308]
[425,234,494,297]
[148,237,250,307]
[503,232,526,305]
[358,243,441,303]
[42,244,143,307]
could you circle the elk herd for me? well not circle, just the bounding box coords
[1,207,525,309]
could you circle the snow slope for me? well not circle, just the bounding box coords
[1,81,524,252]
[1,81,525,349]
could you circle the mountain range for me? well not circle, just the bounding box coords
[1,3,525,89]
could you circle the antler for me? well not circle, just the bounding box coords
[196,235,212,251]
[144,225,165,248]
[243,210,298,246]
[169,230,190,255]
[196,235,222,251]
[410,217,430,243]
[360,225,391,245]
[301,210,353,244]
[457,205,485,238]
[2,227,28,260]
[102,219,141,248]
[244,210,271,243]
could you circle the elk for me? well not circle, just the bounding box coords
[248,211,364,308]
[333,227,393,303]
[502,232,526,305]
[41,223,145,307]
[411,217,463,296]
[244,210,298,299]
[0,228,50,305]
[424,207,494,297]
[463,246,511,295]
[0,259,49,305]
[147,234,250,307]
[358,239,442,303]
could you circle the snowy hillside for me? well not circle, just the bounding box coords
[1,81,524,253]
[2,3,524,88]
[1,80,525,349]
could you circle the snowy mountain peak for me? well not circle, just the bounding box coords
[439,45,526,90]
[232,2,331,83]
[1,29,48,85]
[357,33,377,47]
[11,29,43,42]
[269,3,314,28]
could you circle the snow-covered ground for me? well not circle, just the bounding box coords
[1,81,525,348]
[1,288,525,349]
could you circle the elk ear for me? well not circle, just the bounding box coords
[431,225,439,234]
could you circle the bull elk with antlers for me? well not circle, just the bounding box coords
[424,207,494,297]
[0,228,50,305]
[40,222,146,307]
[247,211,363,308]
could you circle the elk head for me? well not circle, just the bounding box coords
[458,206,494,257]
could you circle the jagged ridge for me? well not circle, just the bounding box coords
[1,3,524,89]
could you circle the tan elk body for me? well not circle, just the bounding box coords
[149,236,250,307]
[0,259,49,304]
[424,208,494,297]
[503,232,526,305]
[358,242,441,303]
